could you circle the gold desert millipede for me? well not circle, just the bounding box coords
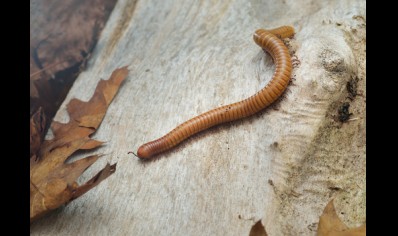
[131,26,295,159]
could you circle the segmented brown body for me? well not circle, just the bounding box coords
[136,26,295,159]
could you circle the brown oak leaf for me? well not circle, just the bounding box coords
[30,67,128,222]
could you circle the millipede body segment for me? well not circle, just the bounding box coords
[135,26,295,159]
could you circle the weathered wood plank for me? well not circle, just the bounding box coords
[30,0,366,235]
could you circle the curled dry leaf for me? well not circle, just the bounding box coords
[317,199,366,236]
[249,220,268,236]
[30,67,128,222]
[30,107,46,159]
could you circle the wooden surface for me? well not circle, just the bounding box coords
[30,0,366,235]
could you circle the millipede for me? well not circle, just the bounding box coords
[131,26,295,159]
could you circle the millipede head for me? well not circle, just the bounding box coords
[136,145,152,159]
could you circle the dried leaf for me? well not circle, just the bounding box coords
[30,107,46,159]
[72,163,117,199]
[317,199,366,236]
[30,67,128,222]
[249,220,268,236]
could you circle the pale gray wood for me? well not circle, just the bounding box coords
[30,0,366,235]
